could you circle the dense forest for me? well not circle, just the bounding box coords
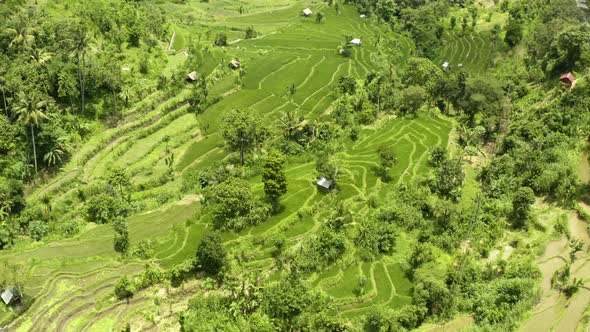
[0,0,589,330]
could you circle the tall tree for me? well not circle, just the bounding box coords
[112,216,129,254]
[187,73,208,114]
[3,9,36,51]
[57,68,79,114]
[205,177,255,230]
[28,44,52,66]
[432,158,465,201]
[377,144,397,180]
[69,25,96,114]
[14,91,49,174]
[278,109,300,141]
[196,231,226,275]
[222,109,261,166]
[262,151,288,204]
[107,167,132,202]
[510,186,535,229]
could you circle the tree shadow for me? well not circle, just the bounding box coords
[372,166,391,183]
[272,202,286,215]
[578,183,590,206]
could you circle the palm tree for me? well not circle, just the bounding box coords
[43,148,64,167]
[0,75,8,117]
[43,135,69,167]
[0,205,8,222]
[118,86,135,108]
[14,91,49,175]
[28,44,53,65]
[278,109,300,141]
[69,26,96,114]
[3,11,36,51]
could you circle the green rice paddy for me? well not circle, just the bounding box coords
[3,1,453,329]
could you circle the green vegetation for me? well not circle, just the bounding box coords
[0,0,589,330]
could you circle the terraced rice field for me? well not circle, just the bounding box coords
[3,3,453,330]
[435,31,493,74]
[519,207,590,332]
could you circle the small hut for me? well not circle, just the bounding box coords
[350,38,362,46]
[1,288,19,306]
[186,71,198,83]
[316,176,334,191]
[303,8,313,17]
[560,72,575,86]
[442,62,450,72]
[229,59,241,70]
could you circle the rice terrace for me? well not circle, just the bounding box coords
[0,0,589,331]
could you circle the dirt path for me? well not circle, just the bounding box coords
[176,194,202,206]
[36,168,79,198]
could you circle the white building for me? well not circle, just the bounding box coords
[303,8,313,16]
[350,38,361,46]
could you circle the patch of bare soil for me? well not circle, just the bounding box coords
[176,194,203,206]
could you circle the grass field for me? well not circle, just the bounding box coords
[2,1,453,329]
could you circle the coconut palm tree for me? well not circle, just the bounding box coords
[118,86,136,108]
[28,44,53,65]
[14,91,49,175]
[278,109,300,141]
[43,135,69,167]
[69,25,96,114]
[3,10,36,51]
[0,206,8,222]
[0,76,7,118]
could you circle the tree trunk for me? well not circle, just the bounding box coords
[80,53,86,114]
[31,124,37,175]
[69,94,75,115]
[1,87,7,117]
[112,87,118,115]
[240,142,244,166]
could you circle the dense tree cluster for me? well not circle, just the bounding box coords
[180,269,349,331]
[0,0,168,244]
[204,177,271,231]
[1,0,589,330]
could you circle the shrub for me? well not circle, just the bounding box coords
[214,33,227,46]
[245,26,257,39]
[114,276,135,299]
[132,239,155,259]
[196,232,226,276]
[29,220,49,241]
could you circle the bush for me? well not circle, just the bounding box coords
[114,276,135,299]
[205,177,271,231]
[296,229,346,272]
[196,232,226,276]
[169,258,197,287]
[245,26,257,39]
[214,33,227,46]
[84,184,129,224]
[29,219,49,241]
[132,239,155,259]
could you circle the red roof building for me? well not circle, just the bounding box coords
[560,72,575,85]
